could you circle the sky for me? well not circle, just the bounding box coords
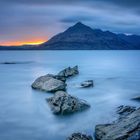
[0,0,140,46]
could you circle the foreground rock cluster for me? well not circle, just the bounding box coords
[32,66,140,140]
[32,66,92,115]
[32,66,79,92]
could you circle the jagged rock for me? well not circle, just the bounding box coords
[95,107,140,140]
[67,133,93,140]
[80,80,94,88]
[117,105,136,119]
[31,74,66,92]
[46,91,90,114]
[53,75,66,82]
[58,66,79,78]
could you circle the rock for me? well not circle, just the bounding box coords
[131,96,140,101]
[117,105,136,119]
[95,107,140,140]
[31,74,66,92]
[53,75,66,82]
[0,61,33,64]
[58,66,79,78]
[67,133,93,140]
[46,91,90,114]
[80,80,94,88]
[1,62,17,64]
[127,130,140,140]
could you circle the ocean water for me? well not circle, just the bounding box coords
[0,50,140,140]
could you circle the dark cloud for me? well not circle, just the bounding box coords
[1,0,140,8]
[60,15,94,24]
[104,0,140,8]
[0,0,140,45]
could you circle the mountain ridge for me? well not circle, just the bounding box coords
[1,22,140,50]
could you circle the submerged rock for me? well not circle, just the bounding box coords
[95,107,140,140]
[31,74,66,92]
[0,61,33,64]
[1,62,17,64]
[67,133,93,140]
[58,66,79,78]
[46,91,90,114]
[131,96,140,101]
[80,80,94,88]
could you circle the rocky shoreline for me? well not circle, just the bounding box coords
[95,106,140,140]
[31,66,140,140]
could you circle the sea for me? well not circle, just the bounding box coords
[0,50,140,140]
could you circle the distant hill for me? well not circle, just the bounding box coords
[1,22,140,50]
[0,45,36,50]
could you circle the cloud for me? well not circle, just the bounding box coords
[0,0,140,45]
[1,0,140,8]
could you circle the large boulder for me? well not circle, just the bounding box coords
[95,107,140,140]
[58,66,79,78]
[46,91,90,114]
[67,133,93,140]
[31,74,66,92]
[80,80,94,88]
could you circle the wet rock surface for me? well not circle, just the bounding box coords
[31,66,79,92]
[95,107,140,140]
[67,133,93,140]
[31,74,66,92]
[46,91,90,114]
[80,80,94,88]
[117,105,136,119]
[58,66,79,78]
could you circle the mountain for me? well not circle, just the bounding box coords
[1,22,140,50]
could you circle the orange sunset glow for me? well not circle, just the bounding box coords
[0,39,47,46]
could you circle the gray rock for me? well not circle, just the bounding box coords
[31,74,66,92]
[117,105,136,119]
[58,66,79,78]
[67,133,93,140]
[80,80,94,88]
[127,130,140,140]
[53,75,66,82]
[46,91,90,114]
[95,107,140,140]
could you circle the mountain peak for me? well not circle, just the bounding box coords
[64,22,93,34]
[74,22,85,27]
[72,22,90,29]
[38,22,140,50]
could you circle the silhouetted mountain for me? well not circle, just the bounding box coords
[39,22,140,50]
[1,22,140,50]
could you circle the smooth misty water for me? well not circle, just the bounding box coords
[0,51,140,140]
